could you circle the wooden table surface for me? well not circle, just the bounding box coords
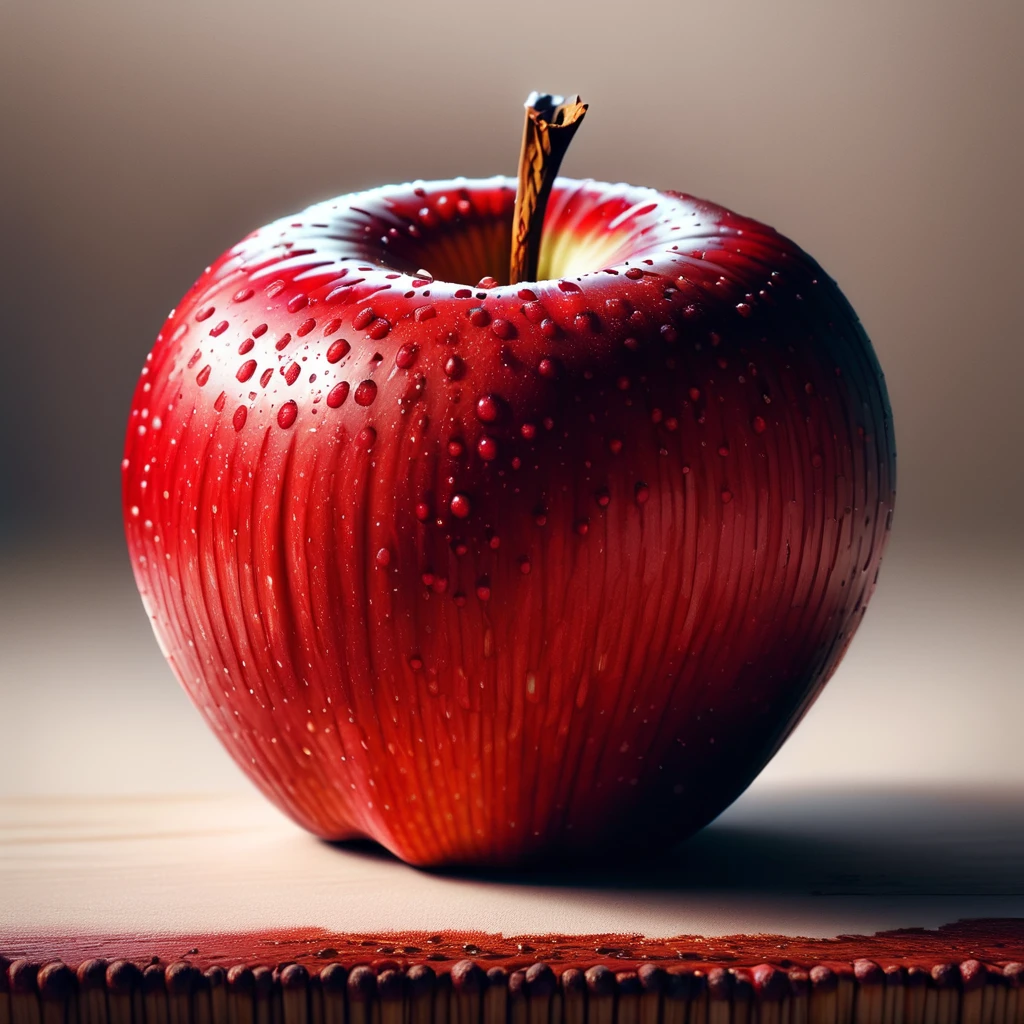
[3,785,1024,946]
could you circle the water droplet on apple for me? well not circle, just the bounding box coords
[327,338,351,364]
[354,380,377,406]
[476,395,501,422]
[353,307,376,330]
[395,343,419,369]
[368,317,391,340]
[522,301,545,323]
[450,494,471,518]
[277,401,298,429]
[327,381,350,408]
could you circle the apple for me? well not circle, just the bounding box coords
[123,96,894,867]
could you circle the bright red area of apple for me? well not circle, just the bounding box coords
[123,177,895,867]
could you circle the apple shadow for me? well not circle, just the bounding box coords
[329,785,1024,896]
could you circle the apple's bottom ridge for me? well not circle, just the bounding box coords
[3,920,1022,1024]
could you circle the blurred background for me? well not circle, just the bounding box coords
[1,0,1021,797]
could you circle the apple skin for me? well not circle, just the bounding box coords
[123,176,895,867]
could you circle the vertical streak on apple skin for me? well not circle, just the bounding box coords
[123,176,895,867]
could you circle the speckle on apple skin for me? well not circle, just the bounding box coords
[123,176,895,868]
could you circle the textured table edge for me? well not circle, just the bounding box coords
[3,920,1024,1024]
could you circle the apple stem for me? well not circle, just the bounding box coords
[509,92,588,285]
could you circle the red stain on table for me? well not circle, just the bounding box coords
[4,919,1023,972]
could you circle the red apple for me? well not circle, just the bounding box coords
[123,168,895,866]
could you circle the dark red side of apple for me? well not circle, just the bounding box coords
[123,178,895,866]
